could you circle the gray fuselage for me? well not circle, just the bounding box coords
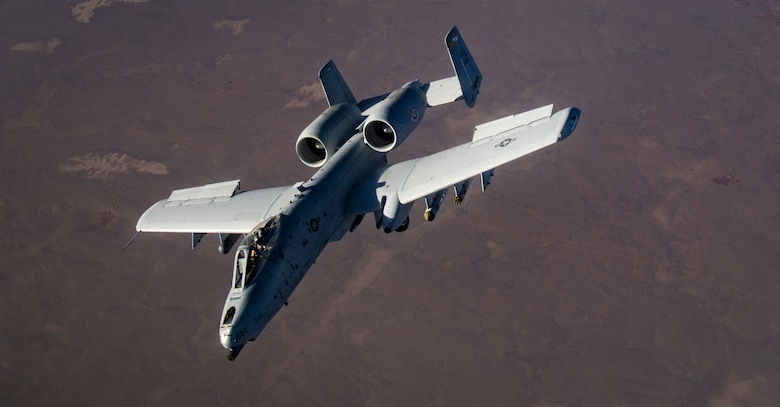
[219,133,384,359]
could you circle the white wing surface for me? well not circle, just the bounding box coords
[136,179,300,234]
[378,106,580,204]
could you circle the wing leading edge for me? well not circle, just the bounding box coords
[377,106,580,205]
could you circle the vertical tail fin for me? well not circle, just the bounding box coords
[446,26,482,107]
[424,26,482,108]
[319,60,357,106]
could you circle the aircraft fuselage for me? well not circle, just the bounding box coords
[219,132,385,359]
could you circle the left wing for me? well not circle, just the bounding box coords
[136,179,300,234]
[376,105,580,205]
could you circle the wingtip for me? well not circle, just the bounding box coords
[558,107,581,141]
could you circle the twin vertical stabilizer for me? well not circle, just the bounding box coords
[318,60,357,106]
[318,26,482,109]
[439,26,482,107]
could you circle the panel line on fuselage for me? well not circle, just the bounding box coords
[221,133,387,352]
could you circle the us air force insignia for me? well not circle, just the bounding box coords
[495,137,516,148]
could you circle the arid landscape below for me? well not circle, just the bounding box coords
[2,1,779,405]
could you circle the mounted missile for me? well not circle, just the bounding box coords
[453,179,472,205]
[423,189,447,221]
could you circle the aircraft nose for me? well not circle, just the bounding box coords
[220,327,246,361]
[219,327,233,349]
[220,325,249,348]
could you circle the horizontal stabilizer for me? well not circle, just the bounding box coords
[425,76,462,107]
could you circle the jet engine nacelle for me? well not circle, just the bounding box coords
[296,103,364,167]
[363,81,427,153]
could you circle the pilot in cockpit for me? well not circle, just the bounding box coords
[253,229,269,253]
[234,251,245,289]
[245,243,261,285]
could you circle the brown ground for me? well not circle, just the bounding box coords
[2,1,779,405]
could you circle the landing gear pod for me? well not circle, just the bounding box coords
[394,216,409,232]
[375,193,414,233]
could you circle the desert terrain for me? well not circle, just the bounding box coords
[1,0,779,405]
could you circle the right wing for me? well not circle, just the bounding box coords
[136,179,300,234]
[378,105,580,205]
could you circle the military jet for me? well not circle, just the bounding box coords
[134,27,580,360]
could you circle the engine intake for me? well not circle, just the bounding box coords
[363,81,427,152]
[296,103,363,167]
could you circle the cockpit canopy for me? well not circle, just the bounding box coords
[231,215,281,290]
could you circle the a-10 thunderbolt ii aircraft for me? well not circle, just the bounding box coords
[134,27,580,360]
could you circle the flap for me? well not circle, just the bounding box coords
[472,104,552,142]
[166,179,241,206]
